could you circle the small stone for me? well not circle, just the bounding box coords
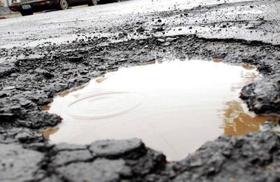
[163,42,171,46]
[166,37,177,42]
[157,38,165,43]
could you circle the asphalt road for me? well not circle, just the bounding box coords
[1,0,278,48]
[1,0,280,181]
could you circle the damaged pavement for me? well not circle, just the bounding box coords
[1,0,280,181]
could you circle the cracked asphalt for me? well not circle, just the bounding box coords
[1,0,280,181]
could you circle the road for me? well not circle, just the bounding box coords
[1,0,279,48]
[1,0,280,181]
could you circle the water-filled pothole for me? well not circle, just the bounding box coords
[44,60,275,161]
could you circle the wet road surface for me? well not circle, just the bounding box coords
[0,0,279,48]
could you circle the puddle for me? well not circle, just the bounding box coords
[44,60,275,161]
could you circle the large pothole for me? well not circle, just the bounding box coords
[43,60,276,161]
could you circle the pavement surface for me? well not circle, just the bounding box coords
[0,7,11,15]
[1,0,280,181]
[0,7,18,19]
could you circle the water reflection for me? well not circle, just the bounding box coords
[43,60,272,161]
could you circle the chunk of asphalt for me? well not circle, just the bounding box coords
[173,130,280,182]
[89,138,145,158]
[240,77,280,115]
[52,150,94,166]
[54,143,88,152]
[57,159,132,182]
[17,112,61,129]
[0,143,43,182]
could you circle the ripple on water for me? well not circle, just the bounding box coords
[67,92,143,120]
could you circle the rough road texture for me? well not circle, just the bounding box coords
[1,0,280,181]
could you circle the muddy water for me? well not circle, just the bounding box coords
[45,60,272,161]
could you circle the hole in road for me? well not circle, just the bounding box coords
[43,60,276,161]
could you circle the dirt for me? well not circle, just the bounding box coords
[1,0,280,181]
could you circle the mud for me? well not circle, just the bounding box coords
[1,0,280,181]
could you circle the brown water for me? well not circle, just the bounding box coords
[44,60,273,161]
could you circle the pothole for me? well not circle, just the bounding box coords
[43,60,276,161]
